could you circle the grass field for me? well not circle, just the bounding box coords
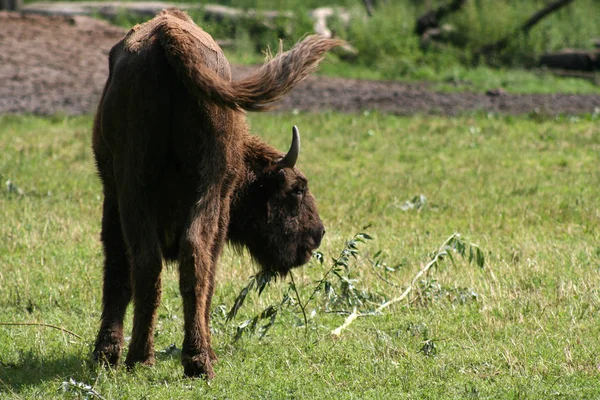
[1,111,600,398]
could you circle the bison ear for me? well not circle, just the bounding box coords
[277,126,300,169]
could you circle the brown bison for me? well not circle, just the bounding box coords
[92,9,342,378]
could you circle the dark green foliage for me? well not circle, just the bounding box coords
[226,229,384,340]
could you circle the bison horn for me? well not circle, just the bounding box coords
[278,126,300,169]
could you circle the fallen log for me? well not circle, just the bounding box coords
[540,49,600,71]
[311,7,357,59]
[0,0,21,11]
[311,7,350,38]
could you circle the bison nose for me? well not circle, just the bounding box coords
[313,225,325,248]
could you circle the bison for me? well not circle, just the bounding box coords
[91,9,342,378]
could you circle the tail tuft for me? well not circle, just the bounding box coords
[150,12,345,112]
[231,35,346,111]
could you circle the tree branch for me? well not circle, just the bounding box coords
[477,0,575,57]
[331,233,461,337]
[0,322,83,339]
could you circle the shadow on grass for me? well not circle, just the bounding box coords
[0,344,189,396]
[155,344,182,362]
[0,351,98,395]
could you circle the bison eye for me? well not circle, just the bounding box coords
[293,188,305,197]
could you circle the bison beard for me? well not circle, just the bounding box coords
[91,9,341,378]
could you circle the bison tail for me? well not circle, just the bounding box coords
[230,35,345,112]
[157,21,242,110]
[158,24,343,111]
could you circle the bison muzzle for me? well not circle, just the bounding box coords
[91,9,341,378]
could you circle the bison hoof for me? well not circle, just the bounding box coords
[93,346,121,366]
[93,332,123,366]
[182,351,215,379]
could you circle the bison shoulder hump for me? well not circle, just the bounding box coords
[124,9,229,73]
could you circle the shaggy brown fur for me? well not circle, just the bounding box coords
[92,8,342,378]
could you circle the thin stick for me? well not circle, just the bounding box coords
[330,307,360,337]
[0,322,83,340]
[302,262,337,312]
[374,261,432,313]
[0,378,23,400]
[371,264,401,288]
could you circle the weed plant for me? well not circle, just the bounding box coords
[227,229,485,341]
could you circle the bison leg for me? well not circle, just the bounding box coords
[178,195,224,378]
[204,201,231,364]
[117,193,164,368]
[94,193,131,366]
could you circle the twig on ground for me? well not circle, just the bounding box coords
[330,307,360,336]
[0,322,83,339]
[0,378,23,400]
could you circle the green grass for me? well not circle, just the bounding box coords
[427,66,600,94]
[1,111,600,398]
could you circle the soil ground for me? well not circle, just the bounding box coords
[2,11,600,116]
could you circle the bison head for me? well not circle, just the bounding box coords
[228,126,325,276]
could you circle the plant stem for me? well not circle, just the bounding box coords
[289,272,309,333]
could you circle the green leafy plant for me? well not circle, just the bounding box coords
[227,229,485,340]
[226,228,382,340]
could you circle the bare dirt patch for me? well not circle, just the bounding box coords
[1,11,599,116]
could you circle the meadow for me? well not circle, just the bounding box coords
[1,111,599,398]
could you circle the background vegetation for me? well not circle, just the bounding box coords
[99,0,600,92]
[1,112,599,398]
